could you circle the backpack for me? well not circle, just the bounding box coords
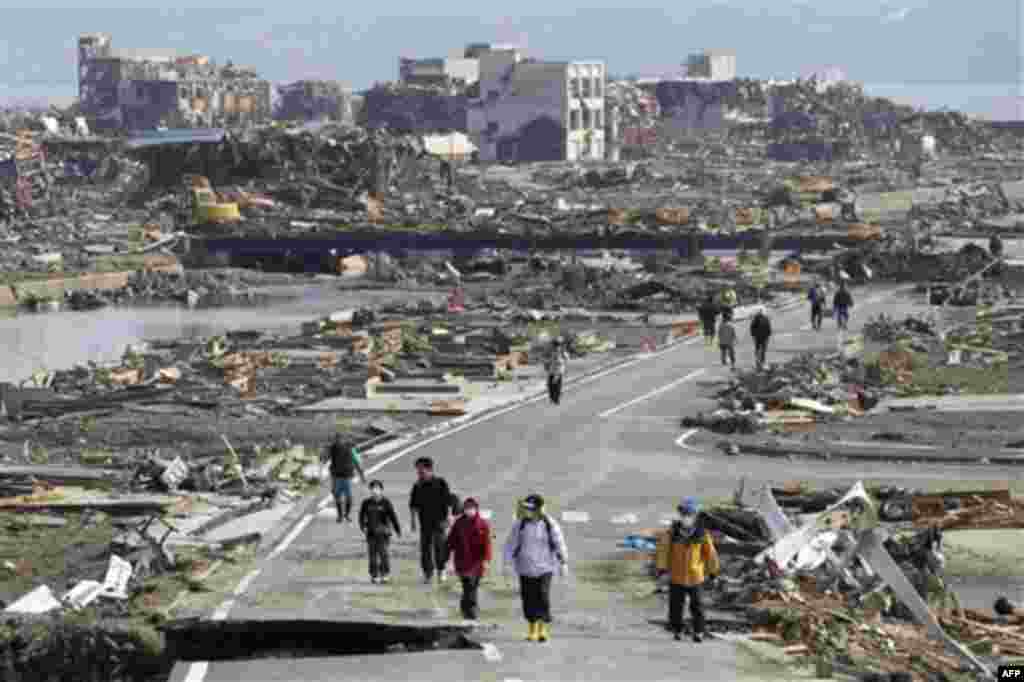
[330,442,355,478]
[513,515,560,559]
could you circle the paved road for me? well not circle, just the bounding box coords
[172,286,1022,682]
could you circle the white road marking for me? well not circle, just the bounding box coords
[675,429,701,452]
[182,663,209,682]
[267,513,314,560]
[659,517,675,526]
[211,599,235,621]
[482,643,503,662]
[598,369,706,418]
[561,510,591,523]
[234,569,262,597]
[612,513,639,524]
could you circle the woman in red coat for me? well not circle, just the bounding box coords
[446,497,493,621]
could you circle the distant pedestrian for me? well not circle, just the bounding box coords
[719,287,738,321]
[325,434,366,523]
[717,317,737,370]
[749,309,772,370]
[409,457,457,585]
[545,338,570,405]
[359,480,401,584]
[990,233,1004,260]
[697,294,719,347]
[833,282,854,330]
[656,497,720,643]
[807,281,825,331]
[440,159,454,190]
[446,497,493,621]
[503,494,568,643]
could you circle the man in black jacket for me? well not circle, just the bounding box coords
[697,295,719,347]
[409,457,456,585]
[833,282,854,330]
[749,310,772,370]
[359,480,402,584]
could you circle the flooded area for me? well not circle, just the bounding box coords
[0,283,447,384]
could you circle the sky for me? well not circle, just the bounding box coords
[0,0,1021,118]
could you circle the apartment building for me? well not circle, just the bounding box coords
[77,33,272,132]
[467,47,606,162]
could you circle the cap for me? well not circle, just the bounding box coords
[522,494,544,511]
[678,497,700,515]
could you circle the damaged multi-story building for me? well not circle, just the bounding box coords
[365,43,609,163]
[685,49,737,82]
[275,81,355,124]
[467,46,607,163]
[77,33,272,132]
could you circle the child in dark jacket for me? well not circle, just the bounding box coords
[359,480,402,584]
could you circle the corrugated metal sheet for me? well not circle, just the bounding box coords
[125,128,227,149]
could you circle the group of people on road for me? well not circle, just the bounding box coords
[698,292,774,371]
[324,441,584,639]
[696,279,857,372]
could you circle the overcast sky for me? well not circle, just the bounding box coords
[0,0,1020,118]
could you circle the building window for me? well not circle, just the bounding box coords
[582,108,592,129]
[570,78,580,98]
[582,77,591,98]
[595,109,603,129]
[594,78,602,98]
[487,121,499,135]
[570,109,580,131]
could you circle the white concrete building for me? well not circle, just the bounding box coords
[686,50,737,81]
[467,48,606,163]
[398,56,480,88]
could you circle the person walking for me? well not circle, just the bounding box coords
[807,281,824,331]
[833,282,854,331]
[446,497,493,621]
[358,480,402,584]
[719,287,738,322]
[324,434,366,523]
[656,497,720,643]
[749,309,772,370]
[409,457,456,585]
[503,494,568,643]
[717,316,737,370]
[545,338,570,405]
[697,294,719,347]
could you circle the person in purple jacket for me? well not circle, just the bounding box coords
[502,494,569,643]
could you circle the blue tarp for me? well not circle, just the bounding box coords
[619,535,658,553]
[64,159,99,178]
[771,111,817,131]
[125,128,227,150]
[0,159,17,179]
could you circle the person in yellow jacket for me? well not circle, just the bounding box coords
[655,497,720,642]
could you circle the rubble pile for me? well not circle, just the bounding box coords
[682,352,868,435]
[828,242,998,283]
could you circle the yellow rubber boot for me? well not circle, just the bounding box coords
[538,622,550,642]
[526,621,539,642]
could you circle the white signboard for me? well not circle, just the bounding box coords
[101,554,133,599]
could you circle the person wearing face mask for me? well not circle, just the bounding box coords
[445,498,493,621]
[503,494,569,643]
[359,480,402,584]
[655,497,720,643]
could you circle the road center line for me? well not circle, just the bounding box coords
[598,369,706,418]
